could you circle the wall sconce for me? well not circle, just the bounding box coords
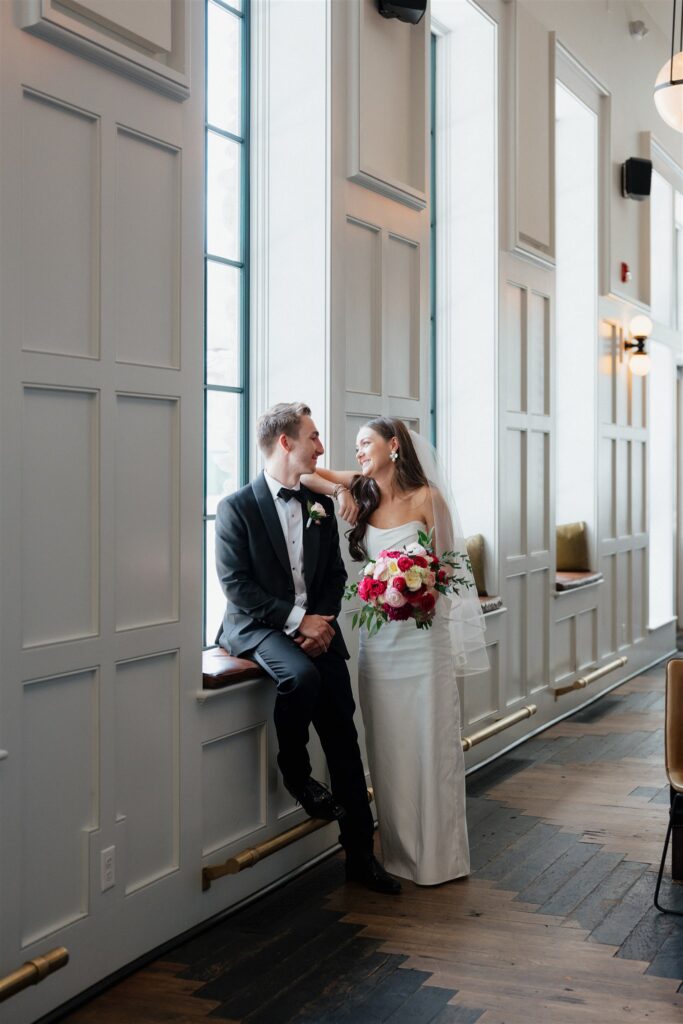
[624,314,652,376]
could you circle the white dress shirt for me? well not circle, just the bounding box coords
[263,471,307,635]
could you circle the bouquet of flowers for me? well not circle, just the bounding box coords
[344,528,474,636]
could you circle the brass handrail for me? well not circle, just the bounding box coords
[554,656,628,699]
[461,704,537,751]
[0,948,69,1003]
[203,788,374,890]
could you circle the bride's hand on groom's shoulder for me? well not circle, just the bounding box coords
[337,488,359,526]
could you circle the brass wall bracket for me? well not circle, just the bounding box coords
[203,788,374,890]
[461,705,537,752]
[554,656,628,700]
[0,947,69,1004]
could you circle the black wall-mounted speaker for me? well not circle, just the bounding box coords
[621,157,652,201]
[377,0,427,25]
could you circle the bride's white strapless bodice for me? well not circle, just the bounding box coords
[357,520,470,885]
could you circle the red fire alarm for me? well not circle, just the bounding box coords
[621,261,632,283]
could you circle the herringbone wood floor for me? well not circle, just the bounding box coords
[60,663,683,1023]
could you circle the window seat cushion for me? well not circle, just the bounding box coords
[555,570,603,592]
[203,647,263,689]
[479,594,503,613]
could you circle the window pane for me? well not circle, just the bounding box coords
[206,390,241,514]
[205,519,227,647]
[207,2,242,137]
[207,131,242,262]
[207,260,241,386]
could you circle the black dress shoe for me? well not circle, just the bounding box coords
[285,777,346,821]
[345,854,402,895]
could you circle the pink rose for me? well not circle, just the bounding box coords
[384,587,407,609]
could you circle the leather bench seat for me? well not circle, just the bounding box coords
[555,570,603,592]
[203,647,263,689]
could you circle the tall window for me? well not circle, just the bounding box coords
[555,79,598,532]
[204,0,250,646]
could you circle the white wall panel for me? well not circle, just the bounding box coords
[506,429,525,556]
[384,234,420,400]
[22,670,98,946]
[616,439,630,536]
[350,0,427,207]
[632,547,646,643]
[527,568,548,691]
[115,128,180,368]
[21,90,98,357]
[202,725,267,856]
[555,617,574,682]
[464,643,499,726]
[514,4,553,257]
[527,430,548,553]
[617,550,632,649]
[632,441,645,534]
[576,608,597,671]
[115,652,179,894]
[506,575,526,702]
[345,218,381,395]
[600,437,615,538]
[599,554,617,656]
[528,292,549,416]
[115,395,179,630]
[505,284,524,412]
[22,387,98,647]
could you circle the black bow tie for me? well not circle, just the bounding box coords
[277,487,305,504]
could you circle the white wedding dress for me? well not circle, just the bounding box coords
[357,521,470,886]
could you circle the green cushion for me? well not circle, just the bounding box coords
[466,534,487,597]
[556,521,590,572]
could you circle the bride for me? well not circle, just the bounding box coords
[303,417,487,886]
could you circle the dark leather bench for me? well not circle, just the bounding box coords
[555,570,603,592]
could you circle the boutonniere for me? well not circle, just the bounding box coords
[306,500,327,529]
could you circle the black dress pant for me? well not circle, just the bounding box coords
[252,631,374,858]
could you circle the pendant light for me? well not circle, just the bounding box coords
[654,0,683,132]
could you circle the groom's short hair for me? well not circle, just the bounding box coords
[257,402,312,454]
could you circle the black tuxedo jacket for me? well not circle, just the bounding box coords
[215,472,349,659]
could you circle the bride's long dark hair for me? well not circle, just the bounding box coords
[347,417,429,561]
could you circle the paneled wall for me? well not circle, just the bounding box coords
[0,3,203,1020]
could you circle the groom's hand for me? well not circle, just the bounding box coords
[294,636,325,658]
[299,613,335,648]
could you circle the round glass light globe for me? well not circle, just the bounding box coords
[629,314,653,339]
[654,52,683,133]
[629,351,651,377]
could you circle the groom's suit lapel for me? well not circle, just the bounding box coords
[252,472,291,577]
[300,484,320,590]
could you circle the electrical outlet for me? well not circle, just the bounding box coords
[101,846,115,891]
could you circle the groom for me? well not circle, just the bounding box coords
[215,401,400,894]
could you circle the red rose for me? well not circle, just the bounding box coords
[359,577,387,602]
[386,550,402,558]
[420,592,436,613]
[437,569,448,583]
[397,555,413,571]
[431,555,439,567]
[412,555,429,568]
[406,586,425,604]
[392,577,407,592]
